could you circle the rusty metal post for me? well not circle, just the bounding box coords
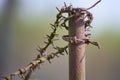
[69,14,86,80]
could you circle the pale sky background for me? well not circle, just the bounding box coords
[0,0,120,28]
[19,0,120,24]
[15,0,120,35]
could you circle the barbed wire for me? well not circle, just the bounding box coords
[0,0,101,80]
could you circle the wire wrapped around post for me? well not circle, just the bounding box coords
[0,0,101,80]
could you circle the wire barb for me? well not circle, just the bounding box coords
[87,0,102,10]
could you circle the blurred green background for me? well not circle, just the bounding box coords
[0,0,120,80]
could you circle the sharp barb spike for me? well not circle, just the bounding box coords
[56,7,60,12]
[50,23,55,27]
[65,49,68,54]
[64,2,67,7]
[44,41,48,44]
[87,0,101,10]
